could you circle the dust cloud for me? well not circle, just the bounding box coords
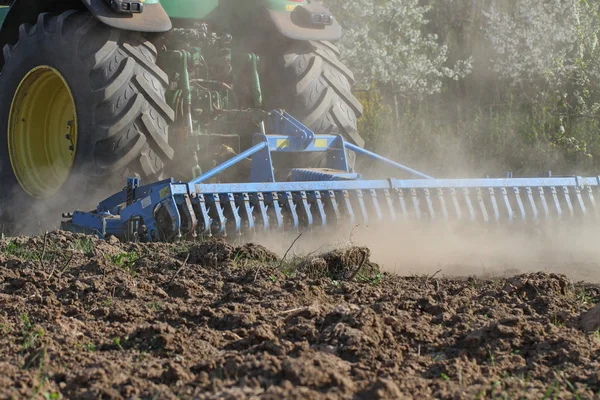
[0,169,120,237]
[258,221,600,282]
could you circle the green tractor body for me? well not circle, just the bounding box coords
[0,0,362,231]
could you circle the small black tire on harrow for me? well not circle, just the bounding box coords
[0,10,173,233]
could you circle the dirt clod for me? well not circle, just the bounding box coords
[580,303,600,332]
[298,246,378,280]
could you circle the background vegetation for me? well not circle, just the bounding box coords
[327,0,600,177]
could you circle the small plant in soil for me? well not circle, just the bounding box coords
[75,342,96,352]
[489,350,496,368]
[146,302,163,312]
[108,252,140,275]
[551,312,565,327]
[113,337,124,350]
[72,237,94,257]
[2,241,38,261]
[577,288,594,306]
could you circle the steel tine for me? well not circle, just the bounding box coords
[181,194,198,239]
[384,189,396,221]
[424,188,435,221]
[271,192,284,231]
[340,190,356,225]
[296,191,313,229]
[284,191,300,231]
[437,188,448,221]
[369,189,383,222]
[488,188,500,222]
[574,186,587,215]
[525,187,538,221]
[253,192,269,231]
[356,190,369,224]
[476,188,489,224]
[501,188,514,222]
[586,186,597,216]
[562,187,574,217]
[240,193,255,234]
[463,188,476,222]
[450,188,462,220]
[513,188,526,221]
[312,191,327,227]
[211,194,227,236]
[411,189,422,220]
[226,193,242,234]
[326,190,341,223]
[196,194,212,236]
[396,189,408,221]
[551,187,562,218]
[537,187,550,219]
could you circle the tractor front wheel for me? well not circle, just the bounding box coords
[0,11,174,232]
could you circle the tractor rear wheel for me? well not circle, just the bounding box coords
[263,40,364,167]
[0,11,173,232]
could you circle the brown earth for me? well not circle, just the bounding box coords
[1,232,600,399]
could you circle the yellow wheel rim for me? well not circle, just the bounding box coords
[8,66,77,198]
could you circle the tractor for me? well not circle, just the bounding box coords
[0,0,362,225]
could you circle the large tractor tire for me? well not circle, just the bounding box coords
[0,11,173,232]
[264,40,364,166]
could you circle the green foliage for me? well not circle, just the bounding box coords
[333,0,600,174]
[2,241,38,261]
[107,252,140,275]
[72,237,94,257]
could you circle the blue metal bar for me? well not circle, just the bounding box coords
[189,176,599,195]
[345,143,434,179]
[191,141,268,184]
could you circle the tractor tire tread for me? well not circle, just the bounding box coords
[267,41,363,147]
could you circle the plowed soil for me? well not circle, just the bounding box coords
[1,232,600,399]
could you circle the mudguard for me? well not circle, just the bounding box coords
[266,1,342,41]
[0,0,170,67]
[81,0,171,33]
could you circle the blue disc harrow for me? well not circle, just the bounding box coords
[61,110,600,242]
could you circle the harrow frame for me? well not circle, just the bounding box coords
[61,110,600,242]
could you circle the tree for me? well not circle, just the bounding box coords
[326,0,472,96]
